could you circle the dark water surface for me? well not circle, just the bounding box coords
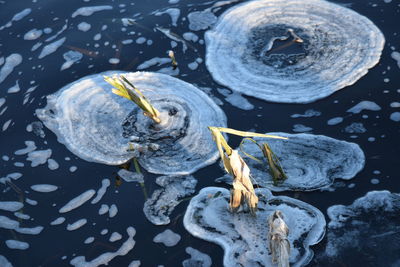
[1,0,399,266]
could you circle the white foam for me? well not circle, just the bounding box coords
[27,149,52,167]
[155,8,180,26]
[77,22,91,32]
[91,179,110,204]
[153,229,181,247]
[188,11,217,31]
[205,0,385,103]
[184,187,326,266]
[59,189,96,213]
[38,37,66,59]
[71,6,113,18]
[144,175,197,225]
[50,217,66,225]
[390,112,400,122]
[183,247,212,267]
[24,28,43,40]
[0,201,23,212]
[347,101,381,113]
[36,71,227,175]
[137,57,170,70]
[109,204,118,218]
[67,219,87,231]
[109,232,122,242]
[5,240,29,250]
[230,133,365,191]
[30,184,58,193]
[327,117,343,126]
[0,54,23,84]
[70,227,136,267]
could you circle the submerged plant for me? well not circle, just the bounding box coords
[208,127,286,215]
[268,210,290,267]
[240,138,287,185]
[104,74,161,124]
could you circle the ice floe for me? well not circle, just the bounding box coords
[143,175,197,225]
[184,187,326,266]
[219,133,364,191]
[5,240,29,250]
[0,54,23,84]
[67,218,87,231]
[61,51,83,71]
[183,247,212,267]
[314,190,400,266]
[91,179,110,204]
[30,184,58,193]
[153,229,181,247]
[36,71,227,175]
[27,149,52,167]
[347,101,381,114]
[205,0,385,103]
[0,255,12,267]
[38,37,66,59]
[59,189,95,213]
[71,6,113,18]
[0,201,23,212]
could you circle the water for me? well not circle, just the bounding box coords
[1,0,399,266]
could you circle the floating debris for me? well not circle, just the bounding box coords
[268,211,290,267]
[153,229,181,247]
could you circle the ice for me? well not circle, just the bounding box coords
[327,117,343,126]
[84,237,94,244]
[69,166,78,172]
[183,32,198,42]
[128,260,141,267]
[67,219,87,231]
[31,184,58,193]
[314,191,400,266]
[25,198,38,206]
[224,133,365,191]
[143,175,197,225]
[137,57,170,70]
[109,58,120,64]
[36,71,227,175]
[5,240,29,250]
[7,81,20,93]
[0,216,19,230]
[2,120,12,131]
[182,247,212,267]
[184,187,326,266]
[391,51,400,69]
[91,179,110,204]
[15,226,43,235]
[155,8,180,26]
[99,204,109,215]
[205,0,385,103]
[77,22,91,32]
[38,37,66,59]
[0,54,23,84]
[390,112,400,122]
[71,6,113,18]
[292,124,312,132]
[291,109,321,118]
[217,88,254,110]
[24,28,43,40]
[109,204,118,218]
[0,255,12,267]
[50,217,66,225]
[188,10,217,31]
[47,159,59,170]
[59,189,96,213]
[27,149,52,167]
[0,202,23,212]
[390,102,400,108]
[101,229,108,235]
[347,101,382,113]
[70,227,136,267]
[135,37,146,44]
[0,8,31,30]
[117,169,144,183]
[14,212,30,220]
[61,50,83,71]
[153,229,181,247]
[344,122,366,133]
[0,172,22,184]
[109,232,122,242]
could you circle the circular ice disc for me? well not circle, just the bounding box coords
[205,0,385,103]
[36,71,227,175]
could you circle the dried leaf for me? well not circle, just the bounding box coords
[268,210,290,267]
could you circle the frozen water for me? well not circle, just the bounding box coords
[226,133,365,191]
[188,11,217,31]
[47,159,59,170]
[84,237,94,244]
[91,179,110,204]
[117,169,144,183]
[327,117,343,126]
[0,54,22,84]
[30,184,58,193]
[153,229,181,247]
[36,71,227,175]
[67,219,87,231]
[292,124,313,133]
[205,0,385,103]
[71,6,113,18]
[344,122,366,133]
[61,51,83,71]
[390,112,400,122]
[50,217,66,225]
[14,141,36,155]
[314,191,400,266]
[24,29,42,40]
[182,247,212,267]
[38,38,66,59]
[347,101,381,113]
[77,22,91,32]
[5,240,29,250]
[109,232,122,242]
[109,204,118,218]
[291,109,321,118]
[98,204,109,215]
[27,149,52,167]
[143,175,197,225]
[184,187,326,266]
[0,255,12,267]
[59,189,96,213]
[155,8,180,26]
[0,201,23,212]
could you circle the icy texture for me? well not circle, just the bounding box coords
[77,22,91,32]
[155,8,180,26]
[30,184,58,192]
[27,149,52,167]
[205,0,385,103]
[109,232,122,242]
[183,247,212,267]
[153,229,181,247]
[184,187,326,266]
[67,219,87,231]
[38,38,66,59]
[24,29,42,40]
[91,179,110,204]
[390,112,400,122]
[347,101,381,113]
[99,204,109,215]
[291,109,321,118]
[117,169,144,183]
[71,6,113,18]
[14,141,36,155]
[59,189,95,213]
[188,11,217,31]
[109,204,118,218]
[61,51,83,71]
[225,133,364,191]
[0,255,12,267]
[36,71,226,175]
[327,117,343,126]
[344,122,366,133]
[5,240,29,250]
[0,54,22,84]
[70,227,136,267]
[0,216,19,230]
[143,175,197,225]
[50,217,65,225]
[0,201,23,212]
[314,191,400,266]
[84,237,94,244]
